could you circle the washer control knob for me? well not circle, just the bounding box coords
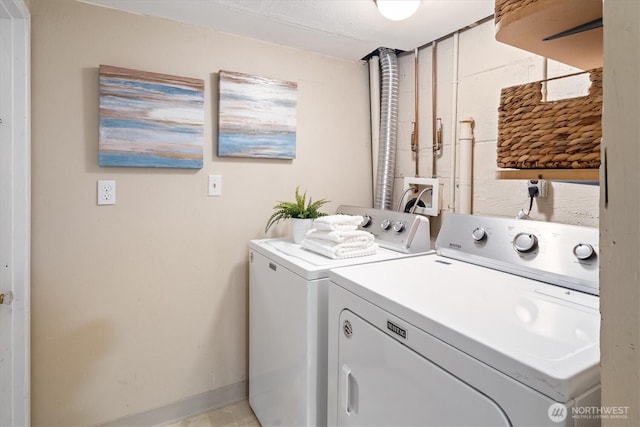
[514,233,538,253]
[472,227,486,242]
[573,243,595,260]
[381,219,391,230]
[361,215,372,228]
[393,221,405,233]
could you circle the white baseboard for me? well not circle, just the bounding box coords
[94,381,247,427]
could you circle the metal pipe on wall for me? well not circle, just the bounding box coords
[375,48,399,210]
[412,48,419,177]
[448,31,460,213]
[369,55,381,203]
[431,41,438,178]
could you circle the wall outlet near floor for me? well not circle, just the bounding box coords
[97,180,116,205]
[208,175,222,196]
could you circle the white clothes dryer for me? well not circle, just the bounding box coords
[249,206,434,427]
[328,214,600,427]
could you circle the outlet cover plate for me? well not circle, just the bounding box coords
[98,180,116,205]
[527,179,546,198]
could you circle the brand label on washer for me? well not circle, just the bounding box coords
[387,320,407,339]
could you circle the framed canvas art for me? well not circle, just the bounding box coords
[218,70,297,159]
[99,65,205,168]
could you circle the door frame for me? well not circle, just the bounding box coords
[0,0,30,425]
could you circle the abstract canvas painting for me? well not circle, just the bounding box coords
[99,65,205,168]
[218,70,297,159]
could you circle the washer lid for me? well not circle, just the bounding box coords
[329,254,601,403]
[250,238,424,280]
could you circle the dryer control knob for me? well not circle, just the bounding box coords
[361,215,372,228]
[514,233,538,253]
[381,219,391,230]
[393,221,405,233]
[472,227,486,242]
[573,243,595,260]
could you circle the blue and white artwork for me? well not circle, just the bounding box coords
[99,65,205,168]
[218,70,297,159]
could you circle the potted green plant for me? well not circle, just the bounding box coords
[265,187,330,243]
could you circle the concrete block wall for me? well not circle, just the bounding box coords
[393,19,599,229]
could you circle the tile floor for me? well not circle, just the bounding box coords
[164,400,261,427]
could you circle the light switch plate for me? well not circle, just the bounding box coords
[208,175,222,196]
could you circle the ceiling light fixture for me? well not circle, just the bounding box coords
[375,0,421,21]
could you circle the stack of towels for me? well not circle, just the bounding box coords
[301,214,377,259]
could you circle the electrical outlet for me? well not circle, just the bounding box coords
[208,175,222,196]
[527,179,546,198]
[97,180,116,205]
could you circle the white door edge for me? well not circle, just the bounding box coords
[0,0,30,426]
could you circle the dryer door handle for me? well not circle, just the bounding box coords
[342,364,353,415]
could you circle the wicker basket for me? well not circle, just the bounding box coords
[497,68,602,169]
[495,0,541,24]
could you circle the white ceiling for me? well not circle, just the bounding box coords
[78,0,494,61]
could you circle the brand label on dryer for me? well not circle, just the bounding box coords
[387,321,407,339]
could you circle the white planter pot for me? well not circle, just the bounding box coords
[291,218,313,244]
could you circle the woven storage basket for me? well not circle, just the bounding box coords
[495,0,540,24]
[497,68,602,169]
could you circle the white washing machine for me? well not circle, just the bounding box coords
[328,214,600,427]
[249,206,433,427]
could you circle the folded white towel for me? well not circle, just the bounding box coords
[313,214,363,231]
[301,238,378,259]
[305,229,374,245]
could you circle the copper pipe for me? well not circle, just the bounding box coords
[413,48,420,177]
[431,41,438,178]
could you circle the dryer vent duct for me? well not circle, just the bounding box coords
[375,47,399,210]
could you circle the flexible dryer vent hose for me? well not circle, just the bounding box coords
[375,47,399,210]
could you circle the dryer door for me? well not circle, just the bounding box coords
[337,310,511,427]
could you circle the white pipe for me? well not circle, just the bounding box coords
[458,118,474,214]
[369,55,381,204]
[541,57,548,102]
[448,32,460,213]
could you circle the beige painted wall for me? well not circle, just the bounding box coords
[394,19,599,228]
[30,1,372,425]
[600,0,640,424]
[29,0,639,425]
